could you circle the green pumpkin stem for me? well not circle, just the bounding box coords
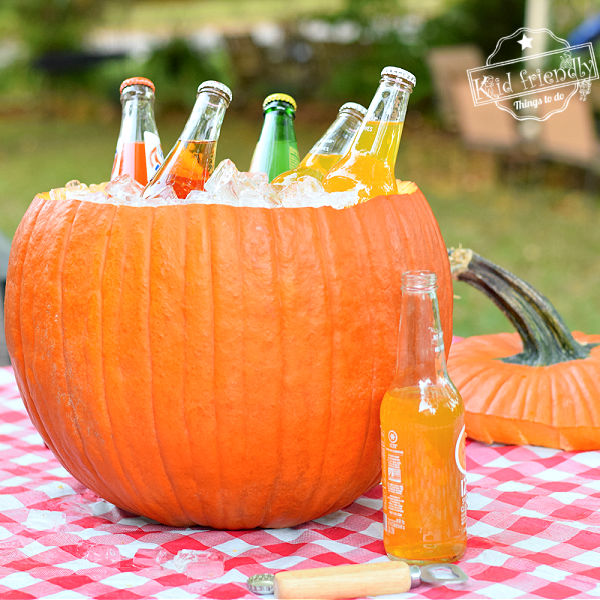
[448,248,595,366]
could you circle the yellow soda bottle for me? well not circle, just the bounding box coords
[380,270,467,564]
[322,66,415,202]
[272,102,366,183]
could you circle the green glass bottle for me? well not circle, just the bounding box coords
[249,93,299,182]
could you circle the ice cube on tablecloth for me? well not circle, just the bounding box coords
[105,174,144,204]
[24,509,67,531]
[167,549,225,579]
[133,547,172,568]
[84,543,121,565]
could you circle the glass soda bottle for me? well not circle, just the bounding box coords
[111,77,164,185]
[144,80,232,199]
[322,66,415,203]
[272,101,367,183]
[380,270,467,564]
[249,93,299,182]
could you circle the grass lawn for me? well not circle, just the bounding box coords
[0,109,598,339]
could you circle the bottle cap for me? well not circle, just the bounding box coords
[197,80,233,105]
[381,66,416,89]
[339,102,367,117]
[120,77,155,94]
[263,93,297,111]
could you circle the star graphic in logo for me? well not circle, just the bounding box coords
[518,34,533,50]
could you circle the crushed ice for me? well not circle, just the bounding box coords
[51,160,359,209]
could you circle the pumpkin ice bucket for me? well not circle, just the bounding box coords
[5,182,452,529]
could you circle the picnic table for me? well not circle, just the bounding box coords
[0,364,598,599]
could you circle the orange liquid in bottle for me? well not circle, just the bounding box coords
[322,121,403,202]
[298,153,342,180]
[145,139,216,199]
[273,153,343,183]
[380,385,467,563]
[111,141,149,185]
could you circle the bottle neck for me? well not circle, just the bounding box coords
[350,75,412,166]
[180,90,229,142]
[308,109,364,157]
[250,103,299,179]
[259,105,296,142]
[117,85,158,143]
[393,280,449,388]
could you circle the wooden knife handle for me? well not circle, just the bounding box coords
[273,561,412,599]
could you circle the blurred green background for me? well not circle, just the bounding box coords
[0,0,598,340]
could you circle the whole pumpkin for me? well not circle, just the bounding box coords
[448,248,600,451]
[5,184,452,529]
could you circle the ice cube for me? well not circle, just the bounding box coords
[84,543,121,565]
[237,171,279,207]
[105,174,144,205]
[64,180,91,202]
[204,159,240,202]
[185,190,215,205]
[327,189,359,209]
[167,549,224,579]
[24,509,67,531]
[75,541,121,564]
[133,547,172,568]
[142,184,179,206]
[50,188,66,202]
[278,176,326,208]
[65,179,86,190]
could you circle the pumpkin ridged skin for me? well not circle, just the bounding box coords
[6,186,452,529]
[448,249,600,451]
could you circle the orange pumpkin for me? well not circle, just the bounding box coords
[5,184,452,529]
[448,248,600,451]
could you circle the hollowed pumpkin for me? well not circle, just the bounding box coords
[5,185,452,529]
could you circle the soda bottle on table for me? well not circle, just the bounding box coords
[111,77,164,185]
[272,101,367,183]
[380,270,467,564]
[144,80,232,200]
[249,94,299,182]
[322,66,415,203]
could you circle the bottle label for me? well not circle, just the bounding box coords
[289,146,300,169]
[144,131,164,176]
[381,428,405,533]
[455,424,467,528]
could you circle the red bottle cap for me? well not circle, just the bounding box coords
[120,77,155,94]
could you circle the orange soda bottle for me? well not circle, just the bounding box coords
[111,77,164,185]
[272,101,367,183]
[144,80,232,199]
[380,270,467,564]
[322,66,415,202]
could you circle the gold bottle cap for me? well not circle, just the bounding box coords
[263,93,297,111]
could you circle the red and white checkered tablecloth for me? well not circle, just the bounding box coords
[0,365,598,600]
